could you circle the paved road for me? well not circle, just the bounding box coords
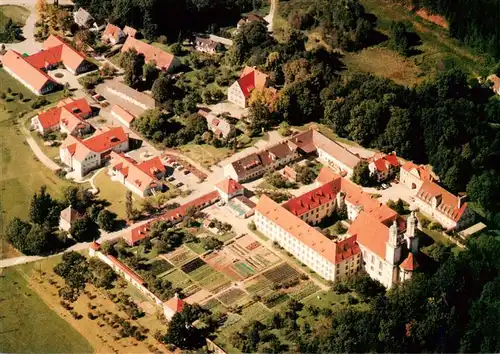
[264,0,277,32]
[26,136,61,171]
[2,0,42,55]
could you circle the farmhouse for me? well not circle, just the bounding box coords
[121,37,181,72]
[73,8,94,28]
[108,152,166,197]
[415,180,474,230]
[255,167,421,288]
[101,23,126,45]
[228,66,269,108]
[31,97,93,136]
[368,152,400,182]
[2,35,93,95]
[60,126,129,177]
[197,109,234,139]
[224,140,300,182]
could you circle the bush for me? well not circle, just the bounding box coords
[429,221,444,231]
[333,282,350,294]
[420,217,431,228]
[248,221,256,231]
[31,97,49,109]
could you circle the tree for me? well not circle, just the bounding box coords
[35,0,48,19]
[6,217,32,254]
[119,48,145,87]
[88,257,116,288]
[278,122,292,137]
[389,21,411,56]
[351,161,373,187]
[125,191,134,220]
[151,73,174,103]
[97,209,117,232]
[247,101,272,136]
[69,216,100,242]
[201,236,223,251]
[143,61,159,86]
[170,43,182,56]
[466,171,500,211]
[54,251,89,290]
[63,185,94,211]
[74,30,95,52]
[29,185,60,226]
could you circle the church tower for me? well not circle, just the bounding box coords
[405,212,419,253]
[385,220,401,265]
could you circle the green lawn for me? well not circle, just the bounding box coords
[179,144,231,169]
[94,171,133,219]
[0,70,73,259]
[0,5,30,28]
[0,267,93,353]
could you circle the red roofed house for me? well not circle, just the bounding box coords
[60,126,129,177]
[414,180,474,230]
[31,97,93,136]
[215,178,245,201]
[368,152,400,182]
[2,35,93,95]
[101,23,126,45]
[228,66,269,108]
[111,104,136,128]
[121,37,180,72]
[108,152,166,197]
[123,26,137,38]
[400,162,435,190]
[163,294,184,320]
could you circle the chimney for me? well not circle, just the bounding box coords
[457,193,467,208]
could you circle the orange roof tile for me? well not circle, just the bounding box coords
[2,50,56,92]
[37,98,91,129]
[416,180,467,222]
[82,126,128,153]
[123,26,137,38]
[110,152,165,192]
[102,23,123,41]
[400,252,419,271]
[121,37,176,70]
[111,104,136,124]
[216,178,244,195]
[401,162,434,182]
[107,255,145,285]
[43,35,87,72]
[348,211,390,259]
[164,295,184,313]
[282,181,339,216]
[316,166,338,185]
[237,66,268,98]
[256,194,359,264]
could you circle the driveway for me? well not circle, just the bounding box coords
[2,0,42,55]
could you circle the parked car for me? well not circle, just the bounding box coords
[381,183,389,190]
[183,170,190,175]
[177,166,184,171]
[167,176,175,182]
[176,182,184,187]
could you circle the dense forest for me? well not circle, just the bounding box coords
[72,0,262,40]
[397,0,500,59]
[229,237,500,353]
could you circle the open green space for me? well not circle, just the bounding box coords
[93,170,132,219]
[0,5,30,27]
[0,266,93,353]
[0,71,73,259]
[179,144,231,169]
[356,0,491,82]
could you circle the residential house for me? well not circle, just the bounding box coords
[59,126,129,177]
[400,162,435,190]
[415,180,474,230]
[31,97,93,136]
[2,50,58,95]
[256,167,420,288]
[163,294,184,321]
[99,80,155,112]
[108,152,166,197]
[215,178,245,201]
[126,191,220,245]
[488,74,500,95]
[111,104,136,128]
[282,165,297,182]
[73,8,94,28]
[227,66,269,108]
[101,23,126,45]
[237,13,265,28]
[368,152,400,182]
[290,129,361,177]
[121,37,181,72]
[59,205,82,232]
[195,37,220,54]
[224,140,300,182]
[123,26,137,38]
[208,34,233,47]
[197,109,234,139]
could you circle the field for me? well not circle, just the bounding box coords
[357,0,490,81]
[0,5,30,28]
[0,69,72,259]
[0,266,93,353]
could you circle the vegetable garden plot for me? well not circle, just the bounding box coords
[217,287,247,306]
[181,257,207,273]
[262,262,301,284]
[232,261,256,278]
[289,281,321,301]
[149,259,173,276]
[241,302,272,322]
[164,246,197,267]
[160,269,193,290]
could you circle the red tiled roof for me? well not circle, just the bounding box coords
[123,26,137,38]
[89,241,101,250]
[165,295,184,313]
[282,181,339,216]
[43,35,87,72]
[236,66,268,98]
[102,23,123,41]
[216,178,244,195]
[416,180,467,222]
[256,195,359,264]
[111,105,136,124]
[400,252,419,271]
[37,98,91,129]
[110,152,165,192]
[370,152,400,173]
[401,162,434,181]
[127,191,220,244]
[121,37,176,70]
[82,127,128,153]
[2,50,56,92]
[348,211,391,259]
[316,166,338,185]
[107,255,145,285]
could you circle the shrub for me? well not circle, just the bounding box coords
[31,97,48,109]
[429,221,444,231]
